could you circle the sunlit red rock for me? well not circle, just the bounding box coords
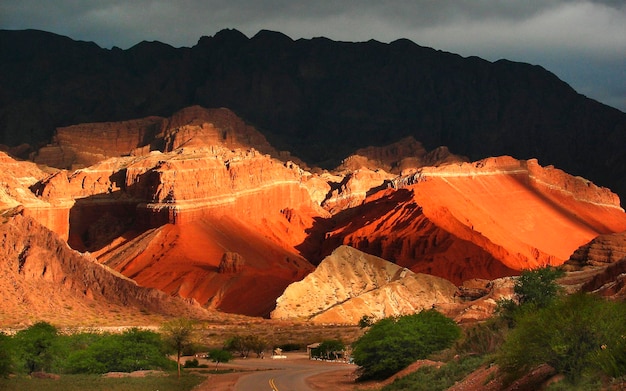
[312,156,626,285]
[0,214,216,327]
[31,106,280,169]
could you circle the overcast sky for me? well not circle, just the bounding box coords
[1,0,625,112]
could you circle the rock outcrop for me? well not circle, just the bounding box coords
[560,231,626,299]
[271,246,459,324]
[272,246,518,324]
[0,213,215,327]
[218,252,246,274]
[31,106,281,170]
[307,156,626,285]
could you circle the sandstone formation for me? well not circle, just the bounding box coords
[3,106,626,322]
[218,252,246,274]
[31,145,322,317]
[335,136,467,175]
[271,246,459,324]
[31,106,281,170]
[0,213,215,327]
[271,246,517,324]
[560,231,626,299]
[310,156,626,285]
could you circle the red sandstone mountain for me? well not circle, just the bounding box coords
[2,106,626,323]
[0,213,219,327]
[560,231,626,299]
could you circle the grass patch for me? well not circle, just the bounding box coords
[0,372,205,391]
[381,355,485,391]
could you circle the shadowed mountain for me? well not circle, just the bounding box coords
[1,28,625,201]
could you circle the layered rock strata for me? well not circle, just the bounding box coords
[0,214,214,327]
[312,156,626,284]
[271,246,459,324]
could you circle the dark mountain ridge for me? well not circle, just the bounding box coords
[1,28,626,201]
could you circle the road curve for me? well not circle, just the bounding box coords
[233,353,354,391]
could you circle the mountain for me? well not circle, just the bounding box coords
[1,29,626,202]
[2,105,624,321]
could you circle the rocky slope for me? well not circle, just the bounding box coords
[271,246,459,324]
[31,145,321,317]
[309,156,626,285]
[0,213,215,327]
[1,29,626,202]
[560,231,626,299]
[271,246,517,324]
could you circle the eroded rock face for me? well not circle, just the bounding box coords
[307,156,626,285]
[0,214,215,327]
[271,246,459,324]
[31,106,280,170]
[561,231,626,299]
[218,252,245,274]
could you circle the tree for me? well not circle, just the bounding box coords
[224,334,267,358]
[161,318,195,378]
[315,340,345,360]
[207,349,232,370]
[497,293,626,385]
[13,322,59,374]
[514,266,564,308]
[352,310,461,380]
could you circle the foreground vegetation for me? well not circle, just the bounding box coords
[0,373,204,391]
[355,267,626,390]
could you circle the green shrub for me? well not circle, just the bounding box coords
[225,334,268,358]
[311,340,345,360]
[381,355,484,391]
[12,322,60,374]
[514,266,564,308]
[352,310,461,380]
[497,293,626,384]
[0,333,13,377]
[63,328,173,374]
[207,349,232,370]
[183,358,199,368]
[455,319,507,356]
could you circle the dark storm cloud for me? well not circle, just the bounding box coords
[0,0,625,111]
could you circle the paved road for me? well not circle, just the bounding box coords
[232,353,354,391]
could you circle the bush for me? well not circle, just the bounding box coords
[455,319,507,356]
[311,340,345,360]
[12,322,60,374]
[514,266,564,308]
[497,293,626,384]
[352,310,461,380]
[207,349,232,370]
[0,333,13,377]
[381,355,484,391]
[63,328,173,374]
[183,358,199,368]
[225,334,268,358]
